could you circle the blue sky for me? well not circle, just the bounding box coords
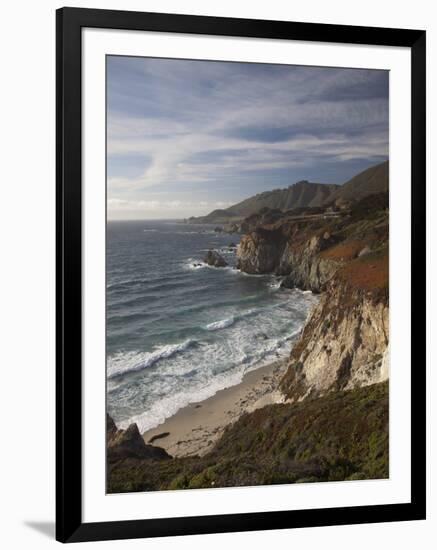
[107,56,388,220]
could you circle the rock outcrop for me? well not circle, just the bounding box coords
[107,414,171,462]
[236,227,285,274]
[236,223,340,290]
[277,231,341,292]
[204,250,228,268]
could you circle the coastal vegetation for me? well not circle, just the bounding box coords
[108,382,388,492]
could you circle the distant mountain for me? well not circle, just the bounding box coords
[187,160,389,225]
[230,181,340,215]
[188,181,339,224]
[325,160,388,205]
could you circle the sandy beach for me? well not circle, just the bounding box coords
[142,359,288,457]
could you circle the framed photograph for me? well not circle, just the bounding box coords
[56,7,426,543]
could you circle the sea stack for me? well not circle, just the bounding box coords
[203,250,228,267]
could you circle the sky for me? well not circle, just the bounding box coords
[107,56,389,220]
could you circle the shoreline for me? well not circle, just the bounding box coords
[142,358,288,458]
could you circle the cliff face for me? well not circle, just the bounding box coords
[276,231,341,292]
[237,223,341,291]
[280,258,389,401]
[236,227,286,274]
[236,195,389,402]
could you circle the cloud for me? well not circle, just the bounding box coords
[107,57,388,218]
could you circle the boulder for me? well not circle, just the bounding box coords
[203,250,228,267]
[223,223,240,234]
[107,420,171,462]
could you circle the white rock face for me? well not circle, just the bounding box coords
[281,279,389,401]
[379,346,390,382]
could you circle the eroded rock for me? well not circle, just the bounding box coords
[107,416,171,461]
[204,250,228,267]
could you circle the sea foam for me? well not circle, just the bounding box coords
[205,317,235,331]
[107,339,195,379]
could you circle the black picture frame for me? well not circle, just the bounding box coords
[56,6,426,543]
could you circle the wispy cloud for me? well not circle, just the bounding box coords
[107,57,388,219]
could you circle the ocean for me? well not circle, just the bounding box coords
[106,220,317,432]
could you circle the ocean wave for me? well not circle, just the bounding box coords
[107,271,318,431]
[205,317,235,331]
[108,339,196,379]
[182,259,239,274]
[267,278,283,290]
[198,247,237,256]
[172,230,202,234]
[183,259,210,271]
[231,269,269,278]
[183,260,263,278]
[143,229,158,232]
[114,326,303,432]
[108,282,212,311]
[117,369,246,432]
[107,270,189,291]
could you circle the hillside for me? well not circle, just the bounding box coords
[187,160,388,226]
[230,181,339,215]
[326,160,389,204]
[108,381,388,492]
[188,181,339,224]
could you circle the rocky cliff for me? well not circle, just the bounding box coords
[280,252,388,401]
[236,226,286,274]
[237,222,340,291]
[236,193,389,400]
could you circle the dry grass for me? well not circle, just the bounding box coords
[320,240,367,261]
[338,249,388,292]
